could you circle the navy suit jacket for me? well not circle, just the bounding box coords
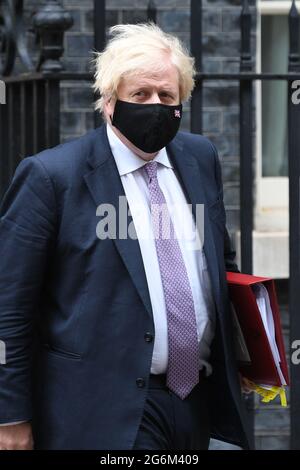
[0,124,253,449]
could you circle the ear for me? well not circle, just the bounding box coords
[104,96,116,124]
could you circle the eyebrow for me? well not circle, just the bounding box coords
[130,85,178,94]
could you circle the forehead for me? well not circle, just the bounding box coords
[120,63,179,91]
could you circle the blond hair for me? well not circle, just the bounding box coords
[92,23,196,114]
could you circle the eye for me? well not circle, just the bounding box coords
[160,92,175,100]
[133,91,146,97]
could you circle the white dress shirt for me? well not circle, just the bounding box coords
[106,124,216,376]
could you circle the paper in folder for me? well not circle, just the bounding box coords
[226,272,289,405]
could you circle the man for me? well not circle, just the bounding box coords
[0,23,253,450]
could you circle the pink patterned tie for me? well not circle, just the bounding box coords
[144,160,200,400]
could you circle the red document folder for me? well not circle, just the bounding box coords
[226,271,290,387]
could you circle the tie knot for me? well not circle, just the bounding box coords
[144,160,158,182]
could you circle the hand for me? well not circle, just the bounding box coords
[0,422,34,450]
[239,373,253,395]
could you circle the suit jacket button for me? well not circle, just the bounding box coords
[144,332,154,343]
[136,378,145,388]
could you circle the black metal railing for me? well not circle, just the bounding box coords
[1,0,300,450]
[0,0,73,193]
[287,1,300,450]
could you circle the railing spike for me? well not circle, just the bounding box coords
[240,0,252,72]
[147,0,157,24]
[288,0,300,71]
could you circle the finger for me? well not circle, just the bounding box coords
[15,441,34,451]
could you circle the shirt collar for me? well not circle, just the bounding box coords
[106,123,174,176]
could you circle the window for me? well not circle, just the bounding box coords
[261,13,288,178]
[255,1,297,223]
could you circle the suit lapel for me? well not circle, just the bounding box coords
[83,125,153,319]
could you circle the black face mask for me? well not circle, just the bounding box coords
[111,99,182,153]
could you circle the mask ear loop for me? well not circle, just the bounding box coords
[106,96,114,125]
